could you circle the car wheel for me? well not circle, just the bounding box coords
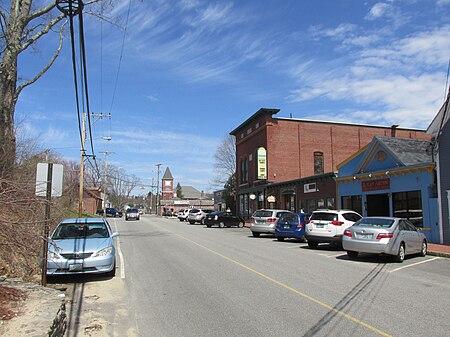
[307,240,319,249]
[276,237,285,241]
[189,221,195,225]
[347,250,358,259]
[394,243,405,263]
[179,218,184,222]
[201,218,205,225]
[420,240,427,257]
[252,232,260,237]
[219,222,225,228]
[238,221,244,228]
[206,225,212,228]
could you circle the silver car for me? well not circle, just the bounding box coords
[47,218,119,276]
[187,208,213,224]
[342,217,427,262]
[250,209,291,237]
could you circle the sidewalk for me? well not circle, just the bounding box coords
[428,243,450,258]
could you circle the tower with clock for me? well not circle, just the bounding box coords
[161,167,174,200]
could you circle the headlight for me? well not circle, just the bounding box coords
[214,215,218,220]
[92,247,113,257]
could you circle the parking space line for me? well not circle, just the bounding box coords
[389,257,440,273]
[326,253,347,258]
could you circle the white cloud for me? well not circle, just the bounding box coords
[366,2,392,20]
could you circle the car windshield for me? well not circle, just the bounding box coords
[127,208,138,213]
[52,223,110,239]
[310,212,338,221]
[353,218,395,228]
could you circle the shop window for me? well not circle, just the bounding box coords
[393,191,423,226]
[314,152,324,175]
[341,195,362,215]
[240,157,248,184]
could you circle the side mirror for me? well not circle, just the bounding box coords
[111,232,119,238]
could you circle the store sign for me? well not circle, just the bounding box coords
[304,183,317,193]
[362,178,390,192]
[257,147,267,180]
[267,196,276,203]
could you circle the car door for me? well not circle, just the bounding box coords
[404,220,422,253]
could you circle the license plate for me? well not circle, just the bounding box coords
[69,263,83,271]
[357,233,372,239]
[284,225,290,229]
[315,224,324,228]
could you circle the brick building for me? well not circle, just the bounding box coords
[230,108,429,218]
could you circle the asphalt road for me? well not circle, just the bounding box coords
[65,215,450,337]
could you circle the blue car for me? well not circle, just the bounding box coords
[275,212,310,242]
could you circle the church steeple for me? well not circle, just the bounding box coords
[161,167,174,199]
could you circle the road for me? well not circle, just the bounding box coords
[63,215,450,337]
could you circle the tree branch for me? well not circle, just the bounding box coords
[15,20,66,99]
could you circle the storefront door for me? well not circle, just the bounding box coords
[367,194,390,216]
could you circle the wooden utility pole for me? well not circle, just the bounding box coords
[156,164,161,215]
[78,112,87,218]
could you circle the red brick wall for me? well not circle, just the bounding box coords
[236,116,430,188]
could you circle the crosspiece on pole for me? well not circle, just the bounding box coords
[56,0,84,17]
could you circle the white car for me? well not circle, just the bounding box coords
[177,209,190,222]
[305,209,362,248]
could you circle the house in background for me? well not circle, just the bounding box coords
[335,136,439,243]
[427,91,450,244]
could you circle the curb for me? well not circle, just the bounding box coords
[427,251,450,258]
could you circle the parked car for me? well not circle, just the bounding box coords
[204,211,245,228]
[187,209,213,224]
[177,209,190,222]
[125,208,140,221]
[343,217,427,262]
[305,209,362,248]
[104,207,121,217]
[275,212,310,242]
[250,209,291,237]
[46,218,119,276]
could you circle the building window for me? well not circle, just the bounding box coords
[393,191,423,226]
[341,195,362,215]
[314,152,324,175]
[240,157,248,184]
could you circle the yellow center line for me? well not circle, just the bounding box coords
[174,232,393,337]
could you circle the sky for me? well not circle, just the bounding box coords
[15,0,450,194]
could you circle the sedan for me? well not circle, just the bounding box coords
[125,208,140,221]
[275,212,310,242]
[47,218,119,276]
[342,217,427,262]
[204,211,245,228]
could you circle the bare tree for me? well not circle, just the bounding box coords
[107,165,140,210]
[0,0,111,178]
[211,134,236,189]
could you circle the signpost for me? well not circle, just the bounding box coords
[36,163,63,286]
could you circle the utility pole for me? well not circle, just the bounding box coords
[78,112,87,218]
[100,151,114,217]
[155,163,161,215]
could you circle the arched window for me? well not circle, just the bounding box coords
[240,157,248,183]
[314,152,324,175]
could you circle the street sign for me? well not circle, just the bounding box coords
[35,163,64,197]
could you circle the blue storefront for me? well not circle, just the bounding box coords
[335,136,440,243]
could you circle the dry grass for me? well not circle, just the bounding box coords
[0,178,69,281]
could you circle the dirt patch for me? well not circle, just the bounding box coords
[0,284,27,320]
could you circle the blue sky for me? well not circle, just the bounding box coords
[16,0,450,194]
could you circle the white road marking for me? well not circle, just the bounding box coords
[389,257,440,273]
[112,220,126,279]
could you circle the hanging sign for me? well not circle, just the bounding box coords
[257,147,267,180]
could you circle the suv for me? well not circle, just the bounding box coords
[305,209,362,248]
[125,208,140,221]
[177,209,190,222]
[250,209,291,237]
[187,209,213,225]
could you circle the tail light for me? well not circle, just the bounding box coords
[376,233,394,240]
[250,217,255,223]
[306,219,311,224]
[344,229,353,237]
[267,217,277,223]
[331,221,344,226]
[297,221,303,229]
